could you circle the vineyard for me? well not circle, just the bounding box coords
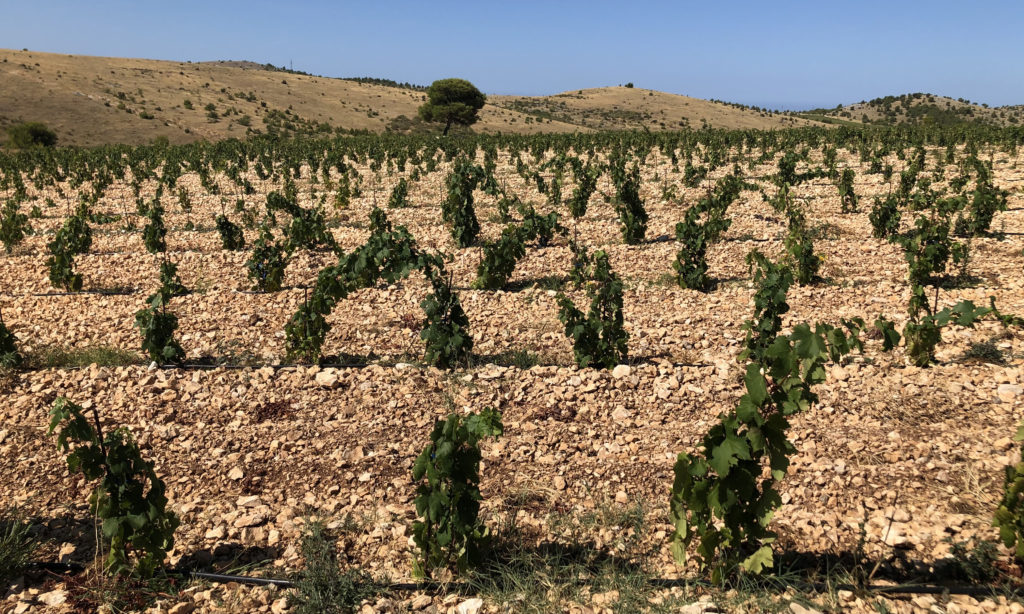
[1,125,1024,613]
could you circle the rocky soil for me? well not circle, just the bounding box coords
[2,146,1023,613]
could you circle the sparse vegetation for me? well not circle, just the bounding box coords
[0,102,1023,612]
[290,520,381,614]
[0,509,36,584]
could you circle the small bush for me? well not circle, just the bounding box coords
[963,340,1005,364]
[290,520,379,614]
[24,345,140,369]
[0,509,36,584]
[944,538,1000,583]
[5,122,57,148]
[490,348,539,369]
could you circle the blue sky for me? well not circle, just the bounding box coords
[3,0,1022,109]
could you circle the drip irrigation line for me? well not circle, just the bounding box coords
[1,287,325,298]
[154,358,715,372]
[6,290,139,297]
[189,571,294,588]
[234,287,313,294]
[8,357,714,373]
[648,577,1024,597]
[25,561,1024,598]
[157,361,375,371]
[724,237,773,243]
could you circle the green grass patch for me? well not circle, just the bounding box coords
[0,508,37,584]
[289,518,385,614]
[962,340,1005,365]
[25,345,143,369]
[468,498,690,614]
[481,348,540,370]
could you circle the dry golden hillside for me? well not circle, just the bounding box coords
[490,86,822,131]
[0,49,831,147]
[0,49,582,147]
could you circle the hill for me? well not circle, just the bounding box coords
[796,92,1024,127]
[489,86,820,131]
[0,49,824,147]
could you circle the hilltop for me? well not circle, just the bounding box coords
[0,49,822,147]
[488,86,819,131]
[797,92,1024,127]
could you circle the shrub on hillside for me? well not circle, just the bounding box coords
[5,122,57,148]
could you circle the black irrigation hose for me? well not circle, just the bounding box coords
[235,287,313,294]
[189,571,294,588]
[649,577,1024,598]
[156,362,375,371]
[847,583,1024,597]
[724,237,773,243]
[2,290,139,297]
[27,561,85,574]
[28,562,294,587]
[6,357,715,373]
[0,288,325,298]
[184,573,465,592]
[26,562,1024,598]
[156,359,716,372]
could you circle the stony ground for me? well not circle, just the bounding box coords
[2,146,1023,613]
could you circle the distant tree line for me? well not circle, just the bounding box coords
[342,77,427,91]
[253,63,427,91]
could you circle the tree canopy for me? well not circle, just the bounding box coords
[418,79,486,136]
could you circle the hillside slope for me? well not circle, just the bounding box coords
[798,92,1024,127]
[0,49,828,147]
[0,49,584,147]
[490,86,821,131]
